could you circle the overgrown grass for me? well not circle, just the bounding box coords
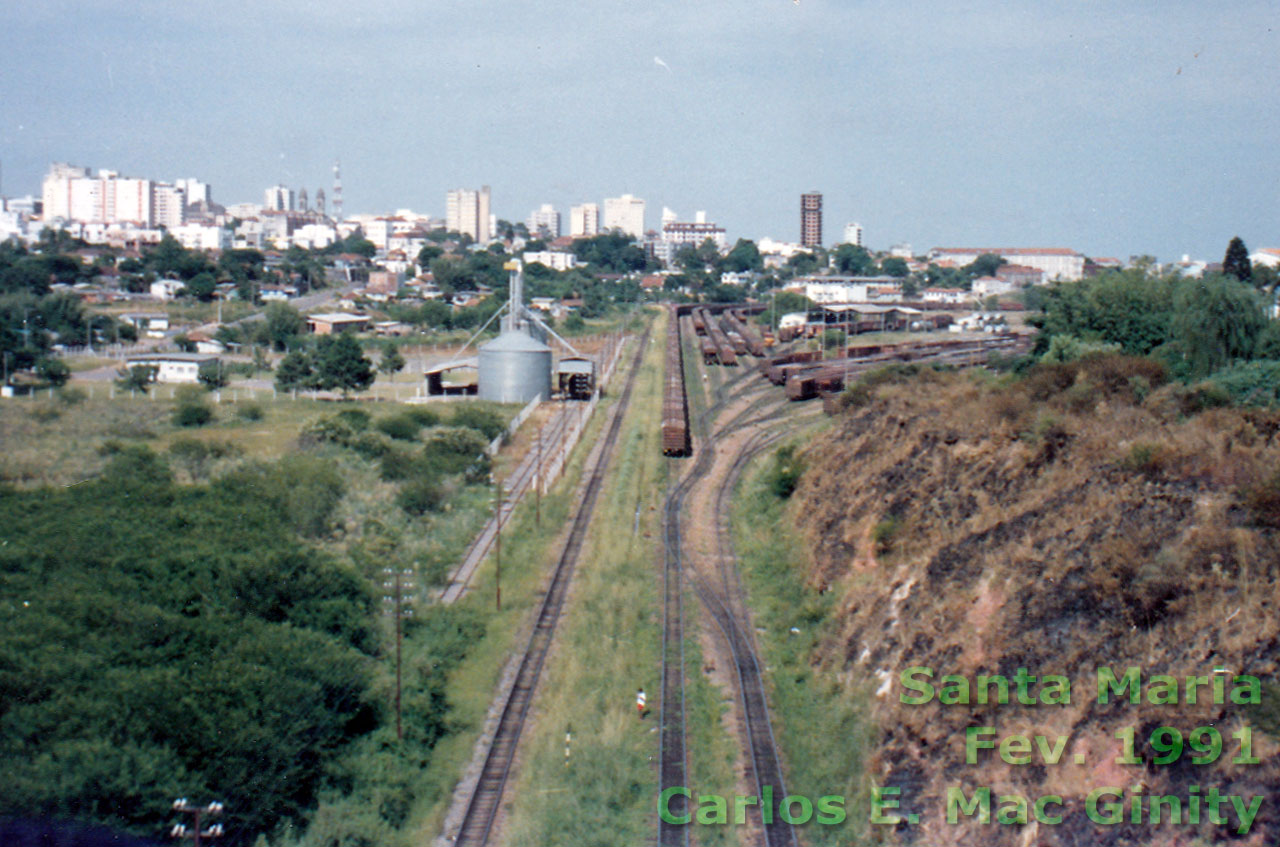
[500,310,666,846]
[731,445,874,847]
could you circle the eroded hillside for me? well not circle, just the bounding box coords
[790,359,1280,846]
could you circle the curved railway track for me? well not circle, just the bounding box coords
[660,337,804,847]
[450,325,652,847]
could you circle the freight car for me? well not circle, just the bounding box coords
[661,306,691,456]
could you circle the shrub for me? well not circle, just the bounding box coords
[766,445,805,498]
[56,386,87,405]
[1204,360,1280,407]
[1120,442,1172,477]
[450,405,505,440]
[404,407,440,427]
[220,455,346,537]
[173,401,214,428]
[871,515,901,554]
[421,426,491,478]
[236,403,265,421]
[397,479,446,516]
[30,404,61,422]
[335,408,371,431]
[1241,468,1280,528]
[376,413,423,441]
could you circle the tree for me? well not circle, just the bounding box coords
[274,351,315,392]
[723,239,763,273]
[964,253,1005,279]
[264,302,307,351]
[115,364,157,393]
[1223,236,1252,283]
[197,359,228,390]
[313,333,375,396]
[834,243,876,275]
[379,345,406,376]
[1171,274,1267,377]
[35,357,71,387]
[881,257,910,278]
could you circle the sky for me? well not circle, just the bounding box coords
[2,0,1277,262]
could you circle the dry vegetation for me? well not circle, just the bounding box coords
[791,356,1280,846]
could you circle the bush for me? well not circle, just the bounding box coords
[220,455,346,537]
[422,426,491,479]
[1241,468,1280,528]
[376,413,423,441]
[335,408,371,431]
[766,445,805,498]
[871,515,901,553]
[56,386,87,405]
[236,403,264,421]
[1120,442,1172,477]
[397,478,446,515]
[404,407,440,427]
[450,405,505,441]
[1204,360,1280,407]
[173,401,214,428]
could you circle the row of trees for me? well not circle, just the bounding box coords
[1031,267,1279,379]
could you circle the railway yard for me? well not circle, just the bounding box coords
[437,306,1031,846]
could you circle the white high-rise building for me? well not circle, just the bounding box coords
[41,163,90,220]
[843,222,864,247]
[153,184,186,229]
[603,194,645,239]
[526,203,561,238]
[445,185,492,243]
[569,203,599,236]
[176,179,211,207]
[264,185,295,212]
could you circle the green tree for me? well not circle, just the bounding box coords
[379,345,406,375]
[197,359,228,390]
[313,333,375,396]
[964,253,1005,278]
[1171,274,1267,376]
[1223,236,1252,283]
[881,256,910,278]
[35,357,71,387]
[264,302,307,351]
[723,238,763,273]
[274,350,315,391]
[833,243,876,275]
[115,364,157,393]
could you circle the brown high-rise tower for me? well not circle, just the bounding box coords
[800,191,823,248]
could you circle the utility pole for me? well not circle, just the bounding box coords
[170,799,225,847]
[534,425,542,529]
[381,567,415,741]
[493,474,502,611]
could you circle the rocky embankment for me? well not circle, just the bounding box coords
[791,358,1280,846]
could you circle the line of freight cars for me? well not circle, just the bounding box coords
[661,305,691,456]
[689,306,768,364]
[767,335,1033,401]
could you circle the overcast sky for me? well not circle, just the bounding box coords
[2,0,1277,261]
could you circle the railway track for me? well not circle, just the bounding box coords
[450,325,653,847]
[660,340,802,847]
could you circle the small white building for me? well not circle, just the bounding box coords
[921,287,969,305]
[121,312,171,337]
[150,279,185,301]
[522,250,578,271]
[125,352,218,384]
[971,276,1016,299]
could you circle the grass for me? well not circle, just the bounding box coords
[730,441,875,847]
[499,310,667,846]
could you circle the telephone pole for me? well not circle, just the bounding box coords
[170,799,224,847]
[381,567,415,741]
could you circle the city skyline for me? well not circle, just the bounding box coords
[2,1,1278,261]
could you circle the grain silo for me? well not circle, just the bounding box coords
[477,261,553,403]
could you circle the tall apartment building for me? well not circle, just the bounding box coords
[842,222,864,247]
[175,179,211,207]
[41,163,190,228]
[153,184,186,229]
[446,185,491,243]
[602,194,645,239]
[569,202,599,236]
[526,203,561,238]
[264,185,295,212]
[800,191,823,248]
